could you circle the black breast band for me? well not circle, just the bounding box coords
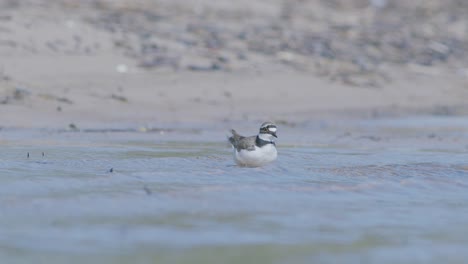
[255,136,275,147]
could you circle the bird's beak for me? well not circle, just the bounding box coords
[272,132,277,138]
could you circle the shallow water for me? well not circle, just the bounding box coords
[1,117,468,264]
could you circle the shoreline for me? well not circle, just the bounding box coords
[1,69,468,130]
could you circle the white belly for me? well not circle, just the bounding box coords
[233,144,277,167]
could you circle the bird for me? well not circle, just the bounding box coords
[228,122,278,167]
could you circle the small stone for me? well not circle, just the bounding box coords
[143,185,152,195]
[110,94,128,103]
[116,64,128,73]
[69,123,79,131]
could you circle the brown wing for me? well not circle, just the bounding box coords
[228,129,256,151]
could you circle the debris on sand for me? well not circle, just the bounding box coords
[83,0,468,87]
[110,94,128,103]
[0,88,31,104]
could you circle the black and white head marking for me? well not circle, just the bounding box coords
[259,122,277,138]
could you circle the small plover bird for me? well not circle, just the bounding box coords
[228,122,278,167]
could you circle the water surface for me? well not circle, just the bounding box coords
[1,117,468,264]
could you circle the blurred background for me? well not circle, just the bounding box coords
[1,0,468,128]
[1,1,468,264]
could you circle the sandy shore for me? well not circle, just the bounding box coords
[1,0,468,129]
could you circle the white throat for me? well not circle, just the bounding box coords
[258,133,275,142]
